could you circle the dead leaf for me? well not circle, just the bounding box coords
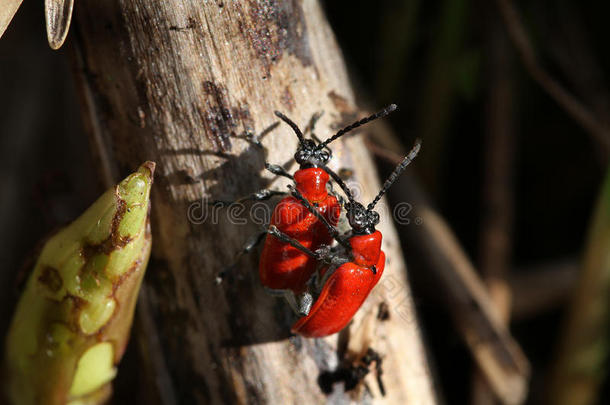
[45,0,74,50]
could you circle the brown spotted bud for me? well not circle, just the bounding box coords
[5,162,155,405]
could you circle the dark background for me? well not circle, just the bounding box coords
[0,0,608,403]
[324,0,608,403]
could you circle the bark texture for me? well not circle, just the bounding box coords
[72,1,435,404]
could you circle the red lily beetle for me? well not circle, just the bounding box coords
[274,139,422,337]
[258,106,397,295]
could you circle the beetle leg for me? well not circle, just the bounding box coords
[264,288,314,316]
[282,291,299,314]
[265,163,293,180]
[312,248,349,293]
[263,287,289,297]
[267,225,330,263]
[297,291,314,316]
[283,291,314,317]
[315,263,340,292]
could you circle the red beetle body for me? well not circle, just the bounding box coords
[259,168,340,292]
[287,138,421,337]
[292,231,385,337]
[216,106,399,315]
[258,106,397,293]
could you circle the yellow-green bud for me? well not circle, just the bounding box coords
[5,162,155,405]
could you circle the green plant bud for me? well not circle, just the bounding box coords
[4,162,155,405]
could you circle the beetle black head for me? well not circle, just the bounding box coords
[345,201,380,234]
[274,104,397,169]
[322,167,380,235]
[274,111,332,168]
[323,138,422,235]
[293,138,333,168]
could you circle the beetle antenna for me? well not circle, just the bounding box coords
[321,164,356,204]
[367,139,421,211]
[316,104,397,151]
[275,111,306,145]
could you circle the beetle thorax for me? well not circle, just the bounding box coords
[294,168,330,203]
[349,231,383,267]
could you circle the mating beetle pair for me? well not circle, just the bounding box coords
[220,105,421,337]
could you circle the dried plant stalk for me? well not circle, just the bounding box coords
[547,167,610,405]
